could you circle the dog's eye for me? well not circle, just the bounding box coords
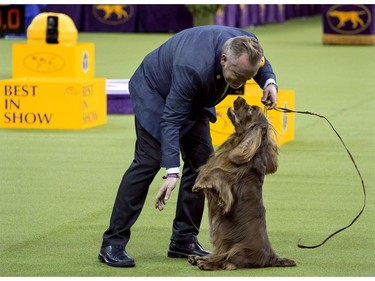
[247,108,252,114]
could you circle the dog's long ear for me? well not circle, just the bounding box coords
[228,125,262,165]
[265,126,279,174]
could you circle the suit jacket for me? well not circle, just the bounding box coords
[129,25,276,169]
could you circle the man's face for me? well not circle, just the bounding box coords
[221,54,260,89]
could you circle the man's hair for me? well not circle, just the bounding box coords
[222,36,264,65]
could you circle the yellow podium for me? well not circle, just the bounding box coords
[0,77,106,129]
[0,12,106,130]
[210,80,295,147]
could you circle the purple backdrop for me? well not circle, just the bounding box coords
[40,4,322,33]
[215,4,321,27]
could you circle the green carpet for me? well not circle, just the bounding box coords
[0,15,374,277]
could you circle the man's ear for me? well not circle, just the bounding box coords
[259,56,265,68]
[220,54,227,67]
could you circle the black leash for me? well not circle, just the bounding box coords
[273,106,366,249]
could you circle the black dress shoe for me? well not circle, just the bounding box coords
[168,241,210,258]
[98,245,135,267]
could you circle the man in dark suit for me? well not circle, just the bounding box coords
[99,25,278,267]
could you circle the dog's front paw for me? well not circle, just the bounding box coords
[193,182,213,192]
[221,202,230,214]
[218,199,228,212]
[192,184,201,192]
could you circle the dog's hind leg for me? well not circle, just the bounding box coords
[188,255,213,266]
[197,258,223,270]
[272,257,296,267]
[222,262,237,270]
[188,255,224,270]
[188,255,203,266]
[194,253,231,270]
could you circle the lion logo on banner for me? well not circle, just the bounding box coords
[93,5,134,25]
[326,5,371,34]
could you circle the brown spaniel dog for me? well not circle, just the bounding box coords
[188,96,296,270]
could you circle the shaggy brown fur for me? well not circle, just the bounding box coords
[188,96,296,270]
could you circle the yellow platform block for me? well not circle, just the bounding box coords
[12,42,95,78]
[0,77,106,129]
[211,80,295,147]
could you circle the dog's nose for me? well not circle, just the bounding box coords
[235,96,244,102]
[234,96,249,109]
[234,96,245,105]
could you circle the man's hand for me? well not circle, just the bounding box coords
[261,84,278,109]
[155,177,178,211]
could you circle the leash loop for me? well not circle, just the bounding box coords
[273,106,366,249]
